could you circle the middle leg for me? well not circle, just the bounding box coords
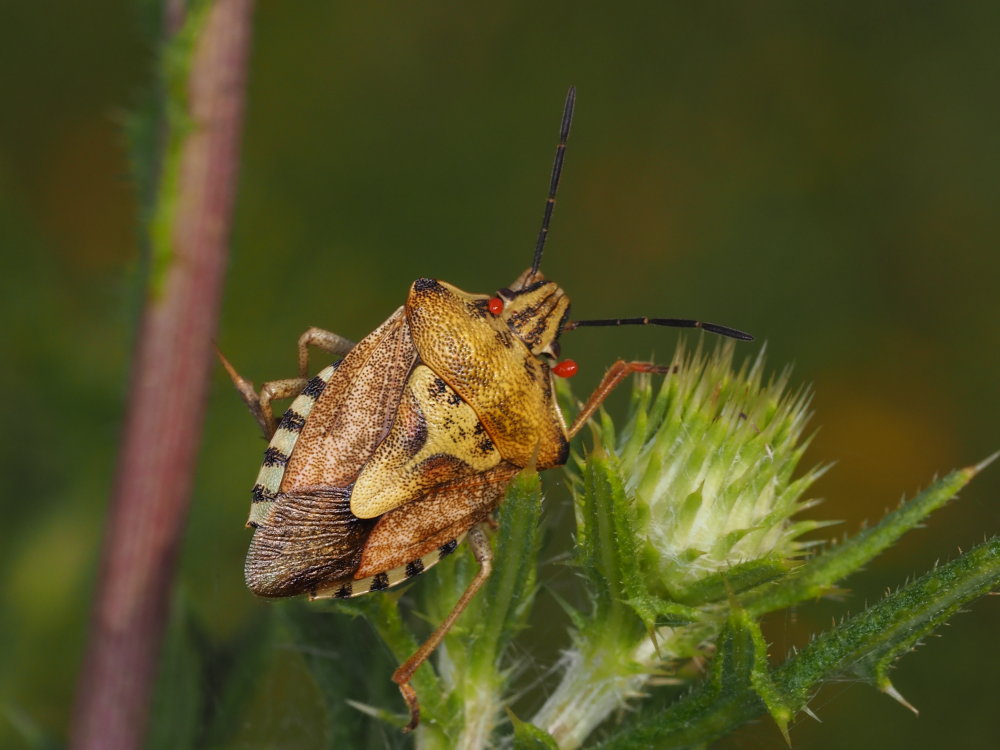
[392,524,494,732]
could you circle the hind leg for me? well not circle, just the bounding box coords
[218,327,355,439]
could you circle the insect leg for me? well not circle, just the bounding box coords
[567,360,676,438]
[392,524,494,733]
[215,349,302,439]
[296,327,355,378]
[256,378,310,439]
[218,328,353,439]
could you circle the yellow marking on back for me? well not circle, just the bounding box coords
[350,366,501,519]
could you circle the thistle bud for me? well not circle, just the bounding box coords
[600,342,824,603]
[535,343,825,748]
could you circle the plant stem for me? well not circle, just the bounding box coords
[68,3,254,749]
[534,624,717,750]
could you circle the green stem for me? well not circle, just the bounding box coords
[743,458,993,616]
[598,537,1000,748]
[408,472,544,750]
[532,635,654,749]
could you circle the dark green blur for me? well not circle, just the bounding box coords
[1,2,998,748]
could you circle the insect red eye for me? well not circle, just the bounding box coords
[488,297,505,315]
[552,359,579,378]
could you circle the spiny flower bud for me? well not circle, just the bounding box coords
[592,342,825,602]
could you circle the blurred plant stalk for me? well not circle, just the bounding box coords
[69,2,254,749]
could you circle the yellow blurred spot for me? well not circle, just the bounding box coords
[38,116,137,267]
[807,367,960,528]
[6,509,95,624]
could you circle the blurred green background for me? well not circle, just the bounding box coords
[2,2,998,748]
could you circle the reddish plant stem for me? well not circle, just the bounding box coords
[164,0,187,36]
[69,2,254,749]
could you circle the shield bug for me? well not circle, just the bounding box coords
[221,87,752,731]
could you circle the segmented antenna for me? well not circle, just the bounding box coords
[563,317,754,341]
[531,86,576,277]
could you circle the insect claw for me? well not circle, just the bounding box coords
[215,345,257,396]
[215,344,279,439]
[397,681,421,733]
[648,364,677,375]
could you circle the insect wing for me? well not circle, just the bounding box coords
[245,307,416,595]
[279,307,416,492]
[245,485,375,597]
[316,462,520,598]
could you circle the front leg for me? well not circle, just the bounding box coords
[568,360,676,438]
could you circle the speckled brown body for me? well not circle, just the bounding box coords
[244,272,570,600]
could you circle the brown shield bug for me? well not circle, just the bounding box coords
[221,87,752,731]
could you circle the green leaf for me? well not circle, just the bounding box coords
[574,455,646,637]
[402,469,546,747]
[597,610,763,749]
[598,537,1000,748]
[671,554,791,606]
[509,711,560,750]
[625,593,701,629]
[283,601,408,745]
[742,615,793,745]
[325,590,448,740]
[775,536,1000,710]
[743,459,993,616]
[472,469,545,663]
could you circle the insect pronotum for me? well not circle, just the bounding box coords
[221,87,752,732]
